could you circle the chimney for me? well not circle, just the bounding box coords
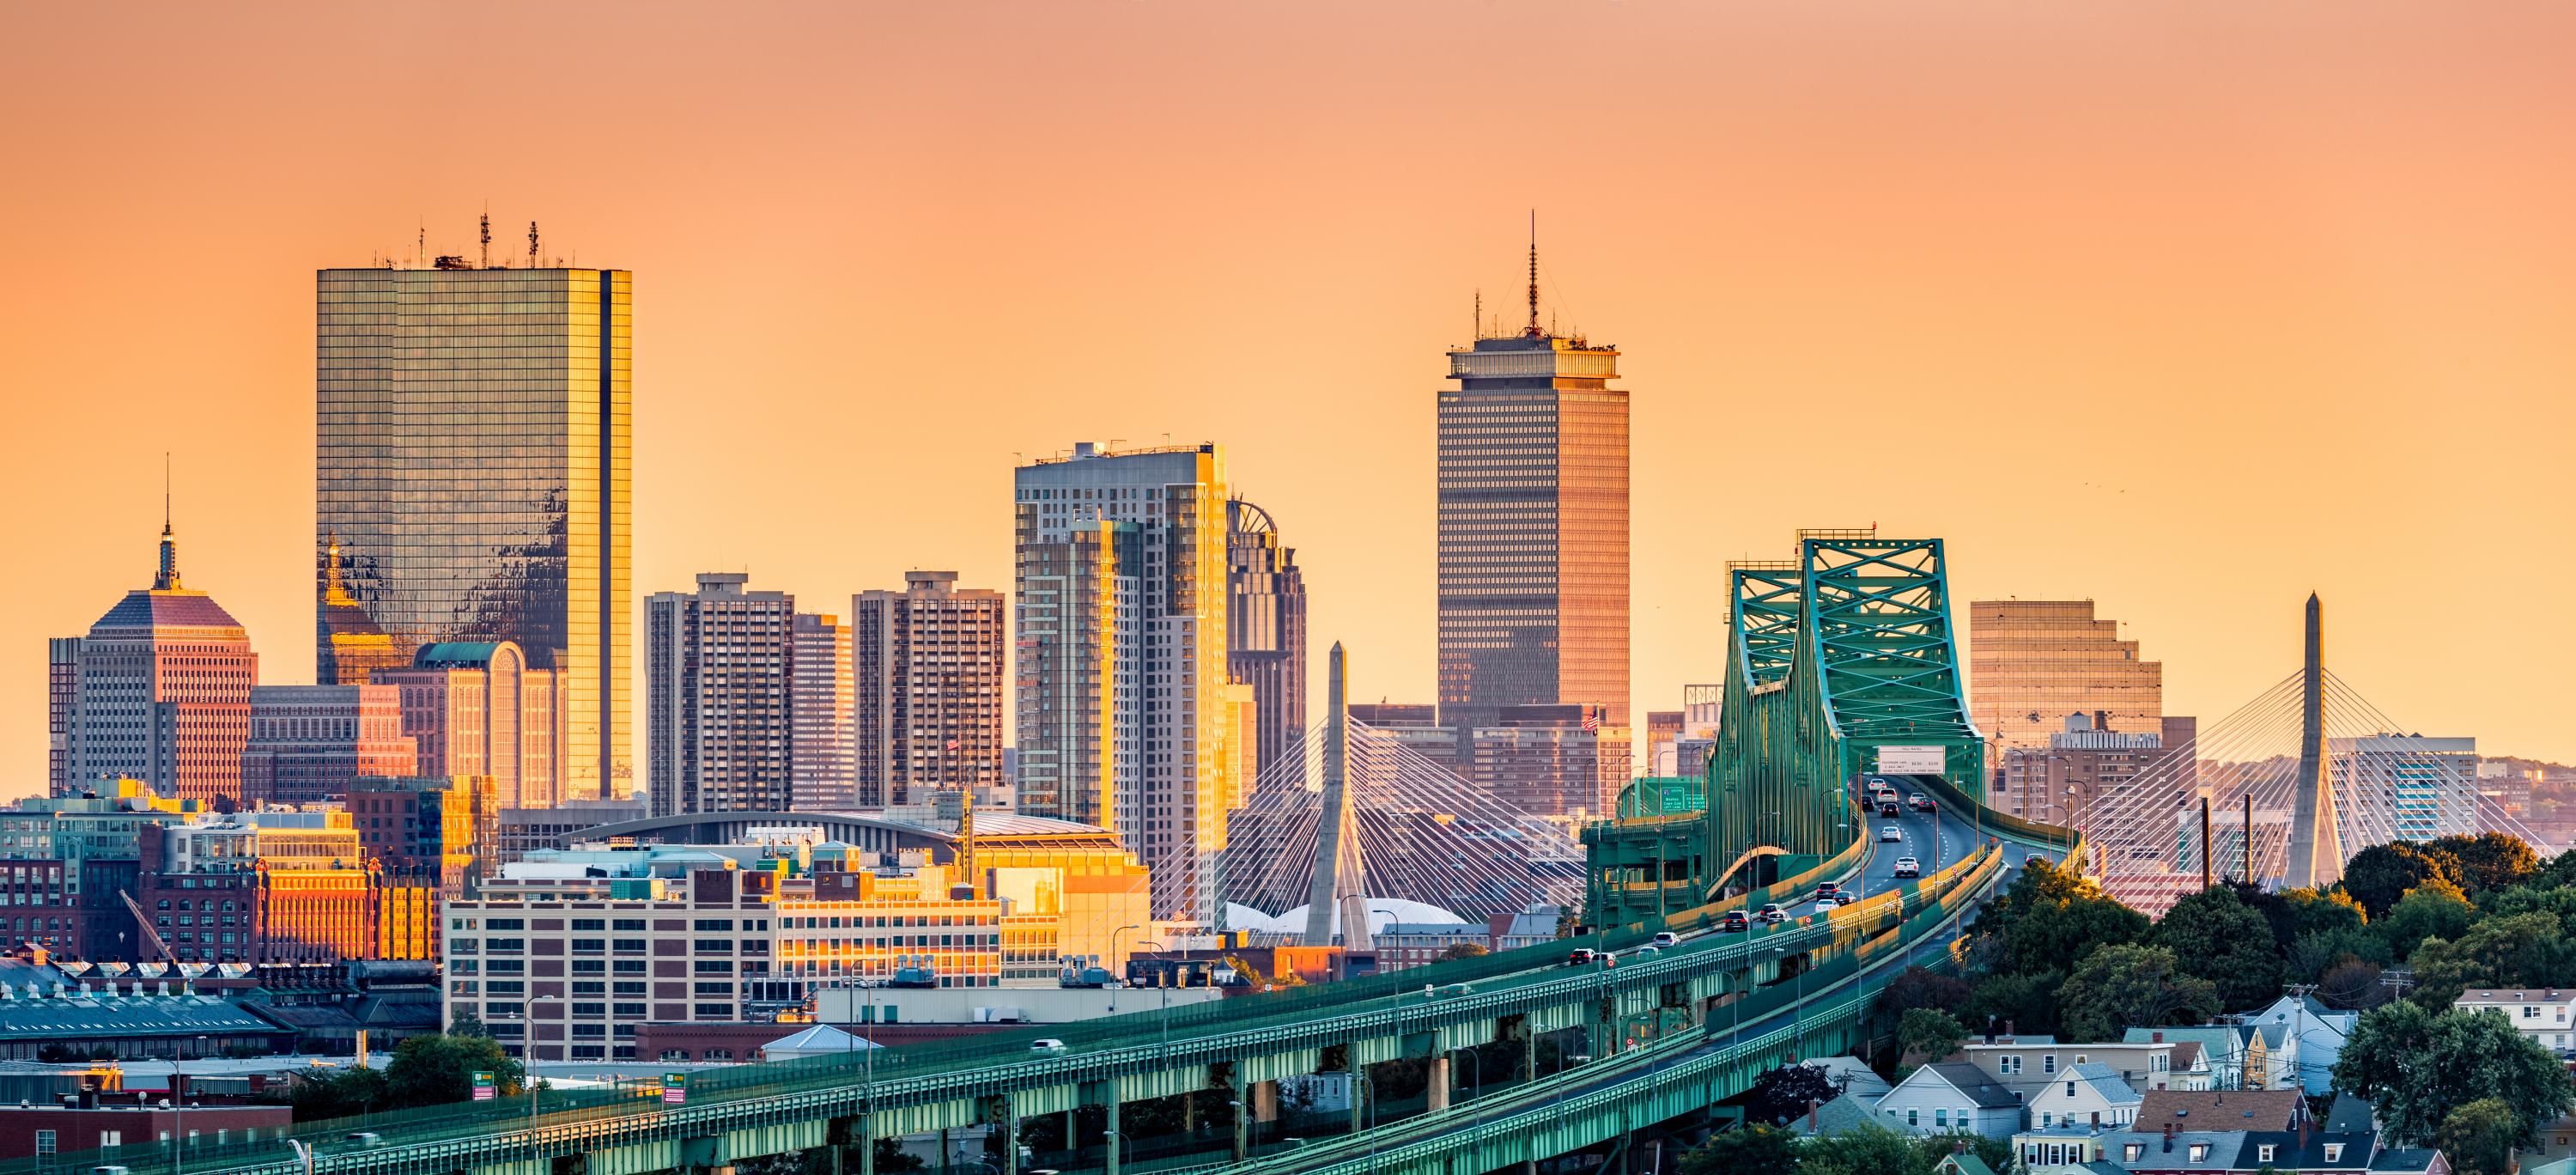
[2163,1123,2175,1152]
[2153,1031,2163,1044]
[2091,1111,2101,1129]
[2005,1019,2016,1038]
[1985,1014,1996,1044]
[1808,1099,1820,1132]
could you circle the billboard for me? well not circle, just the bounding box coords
[1874,746,1947,776]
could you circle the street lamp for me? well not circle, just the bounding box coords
[1443,1044,1482,1108]
[1109,924,1143,1012]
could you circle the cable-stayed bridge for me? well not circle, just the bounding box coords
[2077,595,2544,915]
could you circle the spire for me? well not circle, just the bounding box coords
[155,454,181,591]
[1525,210,1541,337]
[322,533,353,604]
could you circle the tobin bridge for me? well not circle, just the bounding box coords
[21,531,2079,1175]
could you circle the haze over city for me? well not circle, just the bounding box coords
[6,0,2574,790]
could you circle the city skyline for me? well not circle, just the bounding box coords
[7,2,2576,793]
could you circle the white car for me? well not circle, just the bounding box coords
[1756,903,1787,924]
[1651,931,1680,947]
[1879,825,1904,843]
[1891,857,1921,878]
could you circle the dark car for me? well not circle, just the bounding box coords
[1716,910,1749,933]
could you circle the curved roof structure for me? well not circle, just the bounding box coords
[1231,898,1471,935]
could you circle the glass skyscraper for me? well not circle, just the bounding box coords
[1226,497,1307,779]
[1437,265,1630,741]
[317,265,633,801]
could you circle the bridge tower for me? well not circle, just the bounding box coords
[1302,642,1372,949]
[2283,594,2341,887]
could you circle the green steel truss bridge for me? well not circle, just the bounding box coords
[22,532,2075,1175]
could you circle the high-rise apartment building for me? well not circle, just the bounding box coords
[1969,600,2165,761]
[1437,244,1629,740]
[853,572,1006,808]
[316,262,632,801]
[790,612,856,811]
[375,641,564,810]
[239,685,419,807]
[1014,442,1240,922]
[647,574,795,816]
[53,524,259,803]
[1467,704,1631,820]
[2331,734,2479,844]
[1226,498,1307,779]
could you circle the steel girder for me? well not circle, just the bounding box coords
[1709,535,1986,890]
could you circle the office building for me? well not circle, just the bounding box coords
[1969,600,2165,760]
[1226,498,1307,778]
[315,262,632,801]
[374,641,563,810]
[2000,712,2194,825]
[1346,703,1461,770]
[647,574,795,816]
[52,522,258,804]
[2331,734,2479,843]
[1467,704,1631,820]
[1014,442,1241,922]
[492,796,647,867]
[238,685,418,807]
[346,774,497,896]
[136,812,389,965]
[790,613,857,811]
[1437,247,1630,740]
[853,572,1006,808]
[0,783,201,960]
[315,535,405,685]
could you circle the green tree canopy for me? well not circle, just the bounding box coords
[1965,970,2063,1040]
[2406,910,2576,1009]
[2534,847,2576,892]
[1966,858,2149,977]
[1679,1124,1801,1175]
[1802,1123,1933,1175]
[2435,1098,2521,1175]
[1899,1008,1970,1064]
[2333,1001,2575,1148]
[2426,832,2541,894]
[2379,879,2474,959]
[384,1032,526,1109]
[2282,886,2368,935]
[2152,886,2287,1010]
[2339,843,2451,920]
[2057,944,2220,1042]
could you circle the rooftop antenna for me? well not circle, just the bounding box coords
[1526,209,1540,336]
[1473,289,1481,340]
[528,222,540,268]
[478,204,490,268]
[416,220,424,268]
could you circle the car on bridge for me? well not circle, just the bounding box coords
[1755,903,1787,924]
[1566,947,1601,966]
[1879,825,1904,842]
[1909,793,1935,812]
[1814,880,1840,898]
[1891,856,1921,878]
[1716,910,1749,933]
[1652,931,1681,947]
[1821,890,1857,906]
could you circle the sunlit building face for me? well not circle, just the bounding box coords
[316,265,633,801]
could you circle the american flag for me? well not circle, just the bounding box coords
[1582,709,1600,734]
[946,739,960,752]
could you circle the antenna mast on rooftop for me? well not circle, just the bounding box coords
[479,205,491,268]
[528,222,540,268]
[1525,210,1541,337]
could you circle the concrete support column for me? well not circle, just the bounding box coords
[999,1099,1020,1175]
[1349,1069,1364,1135]
[1253,1080,1279,1123]
[1230,1069,1249,1164]
[860,1129,874,1175]
[1103,1099,1121,1175]
[938,1129,950,1175]
[1427,1056,1451,1113]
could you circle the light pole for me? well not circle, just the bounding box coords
[1129,941,1169,1052]
[1109,924,1142,1013]
[1443,1044,1482,1108]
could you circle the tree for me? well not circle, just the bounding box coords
[2435,1098,2520,1175]
[1917,1131,2013,1174]
[1801,1123,1933,1175]
[2476,884,2576,939]
[1741,1062,1843,1127]
[1679,1124,1801,1175]
[2379,880,2473,959]
[1436,941,1489,961]
[2334,1001,2575,1148]
[2340,843,2451,920]
[2406,911,2576,1009]
[2535,847,2576,892]
[2152,886,2287,1010]
[383,1032,526,1109]
[2282,886,2369,937]
[1965,970,2063,1040]
[1877,965,1973,1028]
[1899,1008,1970,1065]
[2229,882,2301,953]
[1971,861,2148,977]
[276,1065,389,1122]
[2316,959,2391,1011]
[2427,832,2540,895]
[2057,944,2220,1042]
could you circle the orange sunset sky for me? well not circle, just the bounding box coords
[3,2,2573,796]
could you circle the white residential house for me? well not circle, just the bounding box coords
[2027,1062,2142,1132]
[2454,988,2576,1055]
[2248,993,2359,1095]
[1874,1062,2024,1141]
[2121,1024,2296,1090]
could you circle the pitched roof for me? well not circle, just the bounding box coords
[1787,1092,1880,1137]
[1933,1154,1996,1175]
[2123,1026,2240,1056]
[91,588,247,633]
[2094,1131,2245,1170]
[2167,1040,2204,1068]
[2137,1088,2306,1130]
[2367,1148,2447,1172]
[2062,1062,2142,1104]
[1917,1062,2022,1109]
[2322,1093,2378,1134]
